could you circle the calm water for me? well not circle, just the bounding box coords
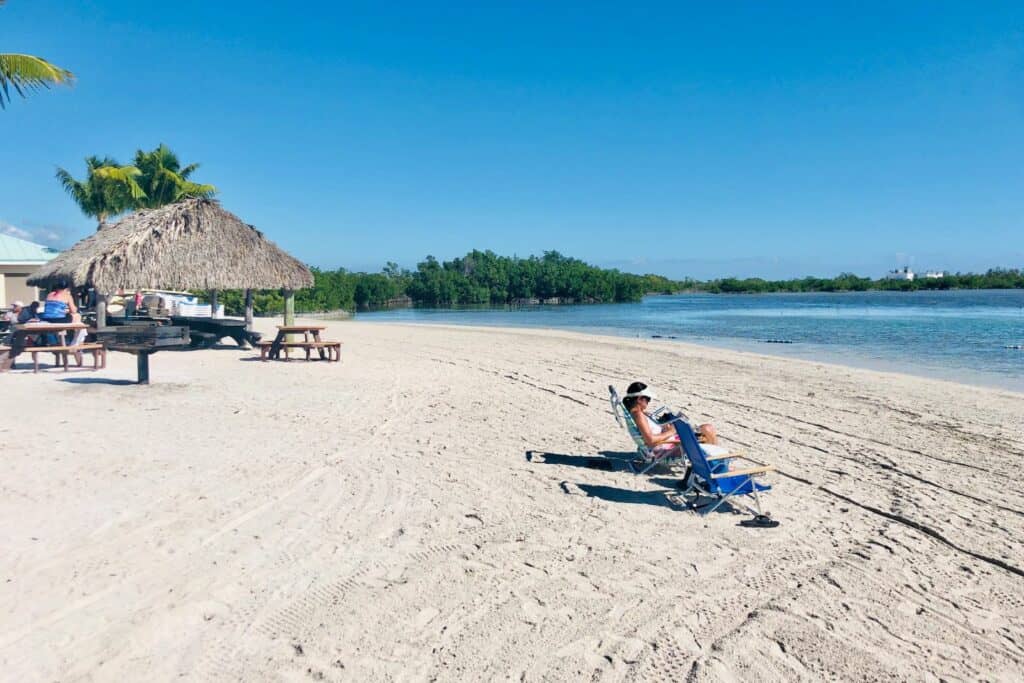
[357,290,1024,391]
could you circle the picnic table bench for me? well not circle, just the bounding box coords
[258,325,341,362]
[0,323,107,373]
[22,342,107,372]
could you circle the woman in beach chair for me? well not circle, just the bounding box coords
[623,381,718,457]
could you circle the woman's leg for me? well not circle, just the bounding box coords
[72,327,87,365]
[697,423,718,444]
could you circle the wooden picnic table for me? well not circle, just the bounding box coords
[0,322,105,373]
[264,324,339,362]
[8,322,88,353]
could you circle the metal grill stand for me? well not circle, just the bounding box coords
[94,324,190,384]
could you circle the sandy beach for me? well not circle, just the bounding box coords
[1,318,1023,681]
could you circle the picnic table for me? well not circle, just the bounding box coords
[172,316,260,348]
[0,322,106,373]
[259,325,341,362]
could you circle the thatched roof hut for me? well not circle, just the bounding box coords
[28,198,313,292]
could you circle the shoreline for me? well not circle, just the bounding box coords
[3,317,1022,680]
[355,317,1024,395]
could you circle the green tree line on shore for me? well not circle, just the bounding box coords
[211,252,1023,317]
[216,250,674,315]
[700,269,1024,293]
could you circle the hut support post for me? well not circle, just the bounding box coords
[96,294,108,329]
[244,289,254,330]
[283,288,295,342]
[136,353,151,385]
[209,290,219,318]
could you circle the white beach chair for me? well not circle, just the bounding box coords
[608,385,688,475]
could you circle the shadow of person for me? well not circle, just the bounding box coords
[525,450,615,470]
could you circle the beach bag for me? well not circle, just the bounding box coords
[41,299,69,320]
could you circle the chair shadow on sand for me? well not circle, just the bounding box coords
[574,483,682,509]
[526,450,739,515]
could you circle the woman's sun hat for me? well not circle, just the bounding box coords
[624,386,656,400]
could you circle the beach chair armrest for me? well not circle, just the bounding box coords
[711,465,775,479]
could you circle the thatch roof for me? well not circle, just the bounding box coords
[28,198,314,292]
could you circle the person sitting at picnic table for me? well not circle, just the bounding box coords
[41,280,77,323]
[622,381,719,458]
[3,300,24,325]
[0,301,19,347]
[0,302,41,369]
[40,280,87,357]
[18,301,40,324]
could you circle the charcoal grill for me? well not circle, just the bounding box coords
[94,323,190,384]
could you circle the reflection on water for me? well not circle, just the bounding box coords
[358,290,1024,391]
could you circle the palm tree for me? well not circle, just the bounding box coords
[56,157,145,230]
[0,1,73,108]
[57,146,216,230]
[132,144,216,208]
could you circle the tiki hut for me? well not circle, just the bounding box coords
[28,198,313,327]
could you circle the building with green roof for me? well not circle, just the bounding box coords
[0,233,60,308]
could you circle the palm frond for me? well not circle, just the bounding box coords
[86,155,122,170]
[55,167,89,206]
[155,143,181,171]
[177,181,217,200]
[94,165,146,200]
[0,53,73,108]
[56,160,145,226]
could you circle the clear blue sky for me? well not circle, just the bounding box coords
[2,1,1022,279]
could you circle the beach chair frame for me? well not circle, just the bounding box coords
[670,419,775,521]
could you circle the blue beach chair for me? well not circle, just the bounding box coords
[672,419,776,524]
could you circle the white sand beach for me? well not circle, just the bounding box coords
[1,319,1023,681]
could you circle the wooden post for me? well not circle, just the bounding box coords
[283,289,295,326]
[136,352,150,385]
[244,289,254,330]
[96,293,108,329]
[209,289,219,318]
[283,288,295,342]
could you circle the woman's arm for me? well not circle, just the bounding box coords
[630,407,678,447]
[62,290,78,315]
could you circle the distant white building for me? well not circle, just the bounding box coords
[886,267,915,281]
[923,270,944,279]
[0,233,60,308]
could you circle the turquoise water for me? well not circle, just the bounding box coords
[357,290,1024,391]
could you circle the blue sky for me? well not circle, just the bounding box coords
[1,1,1022,279]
